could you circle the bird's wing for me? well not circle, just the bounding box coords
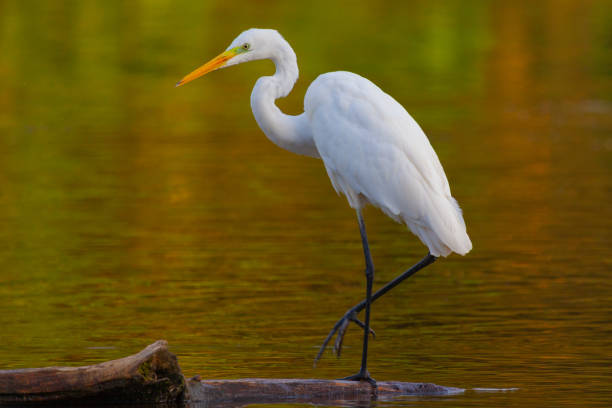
[305,71,470,256]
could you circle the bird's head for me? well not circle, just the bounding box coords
[176,28,288,87]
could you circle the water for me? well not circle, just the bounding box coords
[0,1,611,407]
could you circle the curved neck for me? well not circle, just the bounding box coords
[250,43,319,158]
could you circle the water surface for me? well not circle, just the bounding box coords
[0,1,611,407]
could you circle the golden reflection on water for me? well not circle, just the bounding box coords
[0,1,611,407]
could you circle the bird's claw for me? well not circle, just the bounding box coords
[314,309,375,366]
[333,315,351,356]
[334,311,376,356]
[341,371,377,387]
[347,314,376,339]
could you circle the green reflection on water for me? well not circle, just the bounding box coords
[1,1,611,407]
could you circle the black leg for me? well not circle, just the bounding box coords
[314,251,437,367]
[340,210,376,384]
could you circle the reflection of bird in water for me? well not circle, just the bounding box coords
[177,28,472,385]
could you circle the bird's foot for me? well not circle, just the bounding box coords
[313,309,375,365]
[341,370,377,387]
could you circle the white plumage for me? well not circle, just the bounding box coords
[177,28,471,257]
[305,71,471,256]
[176,28,472,379]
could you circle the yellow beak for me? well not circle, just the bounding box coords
[176,49,238,87]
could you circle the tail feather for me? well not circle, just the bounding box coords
[406,193,471,257]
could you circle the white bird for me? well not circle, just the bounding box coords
[177,28,472,384]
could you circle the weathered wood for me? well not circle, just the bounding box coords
[0,340,463,406]
[0,340,185,404]
[187,377,463,405]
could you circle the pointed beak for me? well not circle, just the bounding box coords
[176,49,238,87]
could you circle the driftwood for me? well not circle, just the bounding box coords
[0,340,463,406]
[190,378,463,406]
[0,340,184,405]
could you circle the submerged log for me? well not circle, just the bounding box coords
[0,341,462,406]
[189,377,463,405]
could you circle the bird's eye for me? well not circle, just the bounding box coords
[242,43,250,50]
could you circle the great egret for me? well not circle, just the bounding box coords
[177,28,472,384]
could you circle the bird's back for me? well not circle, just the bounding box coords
[305,71,472,257]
